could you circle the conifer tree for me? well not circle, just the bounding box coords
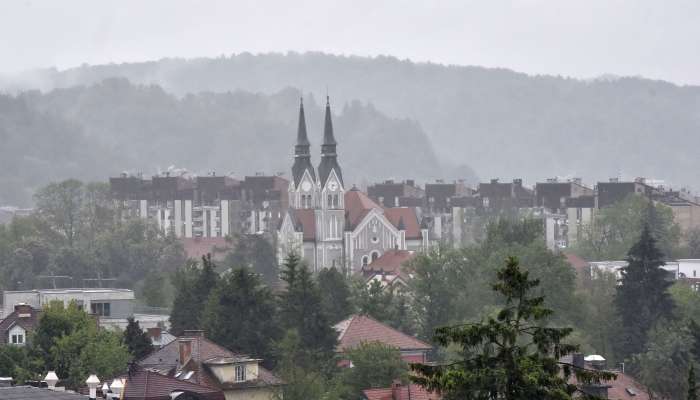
[412,256,615,400]
[123,317,152,360]
[614,224,675,358]
[689,364,698,400]
[202,267,279,361]
[317,267,354,324]
[170,255,219,335]
[278,253,337,364]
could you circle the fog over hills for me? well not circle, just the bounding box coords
[0,80,447,205]
[2,52,699,202]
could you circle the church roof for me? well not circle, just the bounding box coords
[288,209,317,242]
[345,190,382,230]
[292,99,316,188]
[318,97,343,188]
[384,208,422,240]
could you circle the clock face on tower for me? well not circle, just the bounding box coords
[328,181,338,191]
[301,181,312,192]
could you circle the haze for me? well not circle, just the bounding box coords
[2,0,700,85]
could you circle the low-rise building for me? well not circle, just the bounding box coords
[0,304,40,346]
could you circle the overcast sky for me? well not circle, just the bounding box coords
[2,0,699,85]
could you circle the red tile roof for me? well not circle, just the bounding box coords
[605,372,651,400]
[345,190,382,229]
[363,384,441,400]
[290,208,317,241]
[384,208,422,239]
[0,305,41,344]
[564,253,589,276]
[364,250,417,275]
[123,367,225,400]
[335,315,431,352]
[181,237,232,261]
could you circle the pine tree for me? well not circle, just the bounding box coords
[689,364,698,400]
[412,256,615,400]
[170,255,220,335]
[317,267,354,324]
[614,224,675,358]
[123,317,152,360]
[278,253,337,364]
[202,267,280,361]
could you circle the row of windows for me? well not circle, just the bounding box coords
[91,302,111,317]
[361,251,381,267]
[11,334,24,344]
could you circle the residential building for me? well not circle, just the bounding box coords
[1,288,169,330]
[277,98,428,273]
[361,249,417,291]
[0,304,40,346]
[367,180,424,208]
[334,314,431,365]
[363,381,441,400]
[119,366,225,400]
[138,330,284,400]
[477,178,534,211]
[110,172,288,239]
[0,386,89,400]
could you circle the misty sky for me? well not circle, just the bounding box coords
[2,0,699,85]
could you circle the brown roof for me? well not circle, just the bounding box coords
[384,208,422,239]
[138,335,282,391]
[564,253,589,276]
[363,250,416,275]
[0,305,41,344]
[335,314,431,352]
[122,367,225,400]
[363,384,441,400]
[605,372,651,400]
[345,190,382,230]
[181,237,232,262]
[290,208,316,242]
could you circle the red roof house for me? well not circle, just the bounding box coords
[335,315,432,365]
[121,366,225,400]
[362,249,417,291]
[0,304,41,346]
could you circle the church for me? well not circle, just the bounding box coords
[277,98,429,274]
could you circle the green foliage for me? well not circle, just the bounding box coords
[689,364,697,400]
[278,253,337,366]
[0,346,41,383]
[575,269,620,362]
[576,195,680,260]
[140,270,167,307]
[614,224,675,359]
[170,255,219,335]
[317,267,354,324]
[202,267,280,361]
[273,329,329,400]
[412,256,615,400]
[33,301,93,370]
[123,317,153,360]
[632,320,692,400]
[224,234,279,286]
[340,342,408,397]
[352,279,417,335]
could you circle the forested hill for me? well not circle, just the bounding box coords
[5,52,699,188]
[0,80,447,206]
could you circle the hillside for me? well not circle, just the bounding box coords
[0,80,446,205]
[6,52,699,188]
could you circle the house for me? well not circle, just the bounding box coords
[2,288,169,330]
[363,381,441,400]
[564,353,653,400]
[362,250,417,291]
[120,366,225,400]
[145,327,176,349]
[0,386,89,400]
[334,315,431,365]
[138,330,283,400]
[0,304,40,346]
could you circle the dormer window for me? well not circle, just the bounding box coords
[234,364,246,382]
[11,333,24,345]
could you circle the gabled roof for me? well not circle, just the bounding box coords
[0,306,41,344]
[363,250,416,275]
[139,335,236,369]
[288,208,316,242]
[334,314,431,352]
[363,384,441,400]
[345,190,382,230]
[0,386,88,400]
[122,367,225,400]
[384,208,422,239]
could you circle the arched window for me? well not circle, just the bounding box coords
[361,256,369,267]
[328,194,333,208]
[371,251,380,263]
[333,194,339,208]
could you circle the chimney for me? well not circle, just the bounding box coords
[513,178,522,186]
[490,178,499,184]
[572,353,585,370]
[183,329,205,338]
[147,327,162,341]
[44,371,59,390]
[14,303,32,317]
[406,179,415,187]
[179,339,193,365]
[85,375,100,400]
[391,380,402,400]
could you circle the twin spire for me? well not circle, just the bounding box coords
[292,96,343,189]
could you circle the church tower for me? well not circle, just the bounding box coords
[289,98,317,209]
[315,96,345,270]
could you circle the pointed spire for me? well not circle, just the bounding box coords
[296,97,310,147]
[322,96,337,147]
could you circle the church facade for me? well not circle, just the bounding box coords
[277,98,428,274]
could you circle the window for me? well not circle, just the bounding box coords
[333,194,339,208]
[371,251,380,262]
[362,256,369,267]
[11,334,24,344]
[328,194,333,208]
[234,365,246,382]
[91,302,111,317]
